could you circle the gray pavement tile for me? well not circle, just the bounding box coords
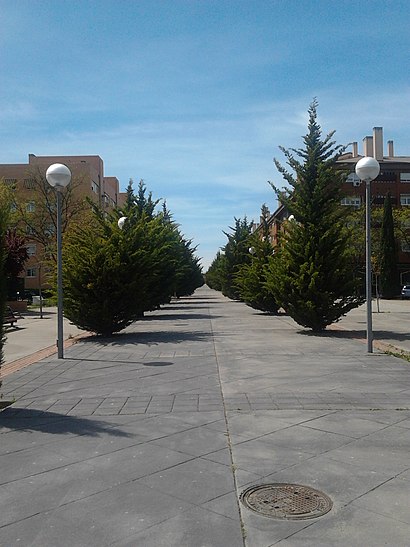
[301,411,393,438]
[397,468,410,482]
[111,505,243,547]
[350,476,410,524]
[226,410,331,442]
[3,287,410,546]
[138,457,237,505]
[0,510,90,547]
[36,430,147,464]
[116,413,223,442]
[0,456,140,527]
[201,491,242,521]
[0,446,78,486]
[73,441,195,482]
[325,431,410,475]
[260,452,393,505]
[273,504,410,547]
[0,413,140,453]
[12,480,193,547]
[201,447,232,466]
[151,426,228,456]
[235,468,269,488]
[240,515,308,547]
[396,418,410,429]
[231,438,316,477]
[258,424,354,455]
[171,405,199,412]
[198,404,222,411]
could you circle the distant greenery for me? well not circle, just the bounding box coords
[379,192,400,297]
[206,217,253,300]
[4,228,29,300]
[345,198,410,298]
[235,205,279,314]
[205,251,226,292]
[0,183,11,371]
[62,180,203,336]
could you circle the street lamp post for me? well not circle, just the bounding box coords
[46,163,71,359]
[355,156,380,353]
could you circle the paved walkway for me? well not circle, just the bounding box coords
[1,287,410,546]
[2,307,85,371]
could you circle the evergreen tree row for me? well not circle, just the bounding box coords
[62,180,203,336]
[207,101,372,331]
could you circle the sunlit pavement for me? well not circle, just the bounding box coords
[1,287,410,546]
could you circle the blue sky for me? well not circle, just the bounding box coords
[1,0,410,269]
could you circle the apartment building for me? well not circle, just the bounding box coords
[258,127,410,283]
[0,154,126,294]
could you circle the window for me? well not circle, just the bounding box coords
[23,179,35,189]
[26,268,37,278]
[341,197,361,207]
[91,181,99,193]
[400,194,410,206]
[401,240,410,252]
[25,225,35,235]
[400,173,410,183]
[4,178,17,186]
[44,224,55,236]
[26,244,36,257]
[10,202,17,213]
[26,201,35,213]
[377,171,396,182]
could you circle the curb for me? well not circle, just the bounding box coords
[328,323,410,357]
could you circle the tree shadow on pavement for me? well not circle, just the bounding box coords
[143,313,218,321]
[0,408,132,437]
[159,304,216,310]
[299,328,410,343]
[171,299,220,304]
[81,330,213,347]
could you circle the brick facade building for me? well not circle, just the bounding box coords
[258,127,410,284]
[0,154,126,294]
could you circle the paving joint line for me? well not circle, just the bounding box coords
[209,312,247,547]
[0,332,90,379]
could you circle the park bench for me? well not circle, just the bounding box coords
[4,306,20,328]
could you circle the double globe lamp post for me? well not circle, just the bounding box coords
[355,156,380,353]
[46,163,72,359]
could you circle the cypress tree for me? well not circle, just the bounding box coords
[235,205,279,313]
[0,185,11,370]
[63,182,203,335]
[379,192,399,298]
[205,252,226,291]
[265,100,364,331]
[221,217,253,300]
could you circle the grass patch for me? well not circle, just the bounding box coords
[385,349,410,363]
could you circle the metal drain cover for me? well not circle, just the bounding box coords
[240,483,332,520]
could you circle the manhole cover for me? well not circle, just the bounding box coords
[240,483,332,520]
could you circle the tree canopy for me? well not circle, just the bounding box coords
[63,181,203,335]
[264,100,364,330]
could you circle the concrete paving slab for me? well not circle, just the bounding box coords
[111,505,243,547]
[2,286,410,546]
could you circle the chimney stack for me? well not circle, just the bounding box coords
[387,140,394,157]
[373,127,383,160]
[352,142,358,157]
[363,136,374,157]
